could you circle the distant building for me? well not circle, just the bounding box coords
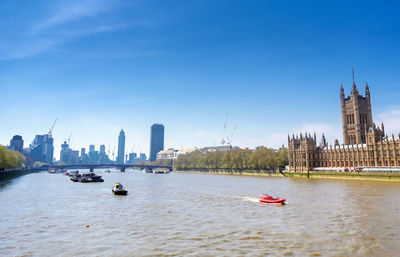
[100,145,106,154]
[157,149,177,160]
[10,135,24,153]
[60,141,70,163]
[98,144,111,164]
[157,148,197,160]
[126,152,147,164]
[71,150,79,165]
[89,151,99,164]
[150,124,164,161]
[29,134,54,164]
[117,129,125,164]
[129,152,137,160]
[177,148,197,157]
[89,145,95,153]
[126,152,137,164]
[80,148,88,163]
[60,141,79,165]
[203,145,233,152]
[140,153,147,162]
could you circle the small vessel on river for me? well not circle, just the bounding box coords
[112,183,128,195]
[66,170,79,176]
[80,173,104,183]
[153,170,170,174]
[70,173,103,183]
[259,194,286,204]
[70,174,81,182]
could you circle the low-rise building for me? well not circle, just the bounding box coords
[157,149,177,160]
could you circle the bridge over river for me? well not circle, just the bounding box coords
[43,164,173,173]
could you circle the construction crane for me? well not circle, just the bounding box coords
[112,145,116,161]
[227,125,237,145]
[67,133,72,145]
[48,118,57,136]
[221,113,228,145]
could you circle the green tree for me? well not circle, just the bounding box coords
[0,145,26,169]
[175,146,288,172]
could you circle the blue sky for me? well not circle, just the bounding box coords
[1,0,400,159]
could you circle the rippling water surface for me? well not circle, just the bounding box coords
[1,170,400,256]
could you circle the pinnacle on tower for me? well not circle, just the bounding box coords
[340,83,345,99]
[351,67,359,94]
[365,81,370,97]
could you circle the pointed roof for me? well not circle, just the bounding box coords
[365,81,370,96]
[351,67,359,95]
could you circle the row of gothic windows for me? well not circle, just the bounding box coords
[346,113,369,125]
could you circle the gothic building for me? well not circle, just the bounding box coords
[288,78,400,172]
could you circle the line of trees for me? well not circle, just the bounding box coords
[0,145,26,170]
[174,147,288,171]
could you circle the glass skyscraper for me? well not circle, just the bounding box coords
[117,129,125,164]
[150,124,164,162]
[29,134,54,164]
[10,135,24,153]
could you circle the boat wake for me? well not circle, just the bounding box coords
[240,196,260,203]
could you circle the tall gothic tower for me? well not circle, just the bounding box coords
[340,73,373,145]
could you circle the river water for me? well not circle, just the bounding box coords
[1,170,400,256]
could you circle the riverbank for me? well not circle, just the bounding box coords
[175,169,400,182]
[0,168,43,181]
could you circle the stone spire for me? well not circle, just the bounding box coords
[365,81,370,97]
[351,67,359,95]
[340,84,345,98]
[320,133,327,147]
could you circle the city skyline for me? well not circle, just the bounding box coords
[1,0,400,158]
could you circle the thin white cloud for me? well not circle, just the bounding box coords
[0,39,58,60]
[0,1,160,61]
[32,0,118,32]
[0,0,131,60]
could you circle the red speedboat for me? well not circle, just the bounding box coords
[259,194,286,204]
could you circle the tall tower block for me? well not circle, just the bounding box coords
[340,74,373,144]
[149,124,164,162]
[117,129,126,164]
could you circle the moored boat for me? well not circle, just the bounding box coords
[112,183,127,195]
[259,194,286,204]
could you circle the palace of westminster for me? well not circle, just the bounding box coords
[288,76,400,171]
